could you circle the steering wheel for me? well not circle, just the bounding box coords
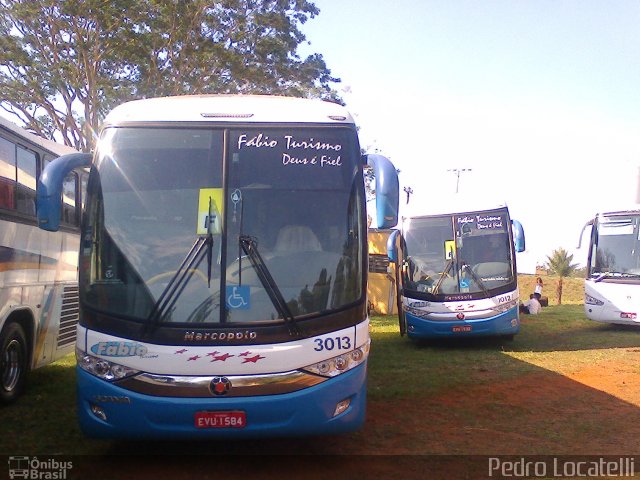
[146,268,209,286]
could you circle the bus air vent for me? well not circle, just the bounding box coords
[57,286,79,348]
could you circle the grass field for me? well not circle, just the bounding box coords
[3,303,640,463]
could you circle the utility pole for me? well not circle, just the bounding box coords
[403,186,413,204]
[447,168,472,193]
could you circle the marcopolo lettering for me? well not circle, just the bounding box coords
[184,331,258,342]
[91,341,148,357]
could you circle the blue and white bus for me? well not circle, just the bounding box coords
[0,116,82,403]
[37,95,399,438]
[387,200,525,340]
[579,207,640,326]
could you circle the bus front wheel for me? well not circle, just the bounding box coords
[0,322,28,404]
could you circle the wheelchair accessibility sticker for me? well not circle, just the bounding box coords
[226,286,250,309]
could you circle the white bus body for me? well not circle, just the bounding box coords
[0,116,82,403]
[580,207,640,325]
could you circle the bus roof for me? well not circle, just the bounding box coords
[103,95,355,127]
[597,205,640,217]
[0,115,77,157]
[401,194,508,220]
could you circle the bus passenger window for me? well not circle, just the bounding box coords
[0,136,16,210]
[62,173,79,226]
[15,146,37,216]
[80,173,88,212]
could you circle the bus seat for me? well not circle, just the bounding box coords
[0,179,15,209]
[274,225,322,253]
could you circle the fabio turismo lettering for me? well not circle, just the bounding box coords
[90,341,147,357]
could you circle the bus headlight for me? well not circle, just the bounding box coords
[301,341,370,378]
[585,294,605,306]
[76,347,139,381]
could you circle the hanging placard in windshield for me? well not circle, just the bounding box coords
[444,240,456,259]
[229,128,357,190]
[196,188,223,235]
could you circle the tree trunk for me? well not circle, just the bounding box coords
[557,277,563,305]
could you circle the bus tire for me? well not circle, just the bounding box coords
[0,322,28,404]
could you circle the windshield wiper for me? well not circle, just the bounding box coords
[594,271,612,283]
[432,258,454,294]
[461,263,490,297]
[148,196,218,324]
[594,271,640,282]
[205,196,215,287]
[239,235,301,337]
[147,235,213,324]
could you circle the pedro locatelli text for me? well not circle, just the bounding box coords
[489,457,635,477]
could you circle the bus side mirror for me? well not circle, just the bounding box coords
[37,153,93,231]
[577,219,594,249]
[387,229,400,263]
[512,219,525,253]
[365,154,399,229]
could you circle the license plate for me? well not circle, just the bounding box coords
[195,411,246,429]
[452,325,472,333]
[620,312,637,319]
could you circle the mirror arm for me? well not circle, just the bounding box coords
[37,152,93,231]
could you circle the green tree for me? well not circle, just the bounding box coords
[0,0,340,151]
[545,247,580,305]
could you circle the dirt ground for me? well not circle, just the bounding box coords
[73,354,640,479]
[368,359,640,456]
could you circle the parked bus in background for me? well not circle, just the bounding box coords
[0,115,83,403]
[578,207,640,325]
[387,199,525,340]
[37,95,399,438]
[367,228,398,316]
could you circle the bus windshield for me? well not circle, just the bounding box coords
[81,126,363,325]
[590,214,640,278]
[402,209,514,297]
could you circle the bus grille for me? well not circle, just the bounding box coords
[369,253,390,274]
[57,286,79,348]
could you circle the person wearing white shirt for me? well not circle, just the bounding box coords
[520,293,542,315]
[534,277,543,296]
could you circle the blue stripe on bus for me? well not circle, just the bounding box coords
[76,363,368,439]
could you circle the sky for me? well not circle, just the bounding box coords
[2,1,639,273]
[299,0,640,273]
